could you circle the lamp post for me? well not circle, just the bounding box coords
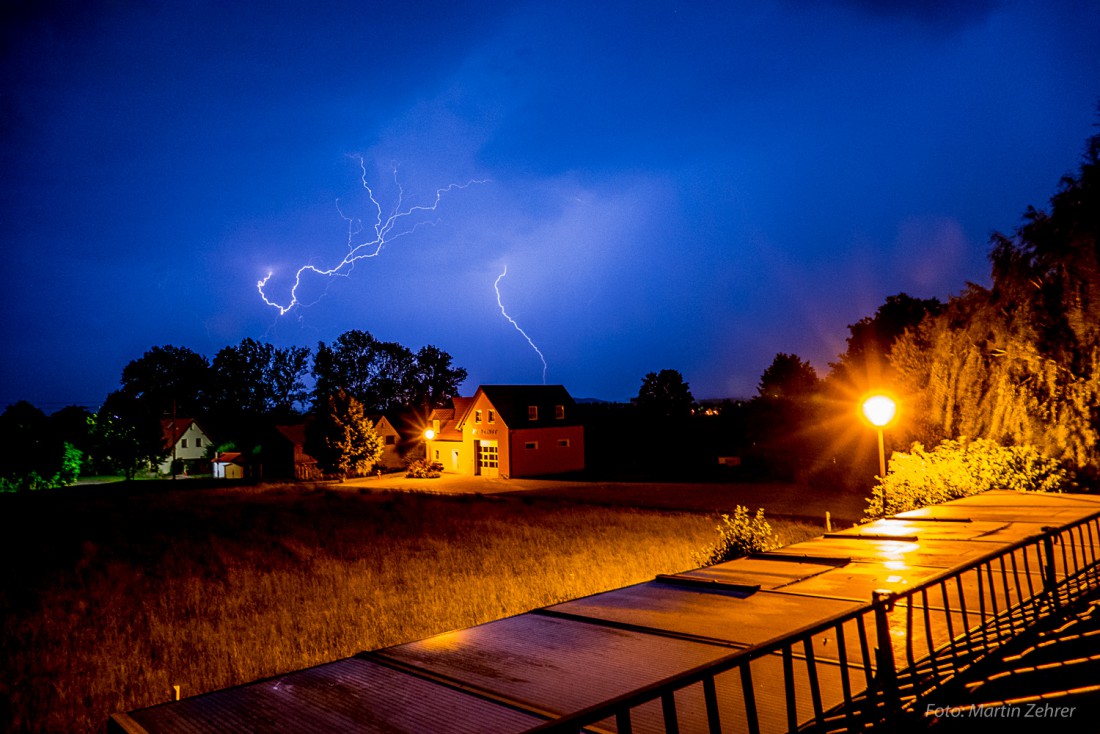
[423,428,435,460]
[861,394,897,515]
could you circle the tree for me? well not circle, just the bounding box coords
[865,437,1069,519]
[757,353,820,400]
[408,345,468,410]
[830,293,943,389]
[313,330,466,413]
[636,369,695,420]
[0,401,76,491]
[92,391,165,480]
[305,389,383,479]
[120,345,211,416]
[211,338,310,419]
[890,129,1100,476]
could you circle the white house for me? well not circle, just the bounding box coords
[158,418,214,475]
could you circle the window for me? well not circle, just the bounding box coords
[385,435,396,445]
[195,437,202,447]
[528,405,538,421]
[525,441,539,450]
[555,404,565,420]
[181,438,188,448]
[488,410,495,423]
[434,450,440,460]
[558,439,570,448]
[475,410,482,423]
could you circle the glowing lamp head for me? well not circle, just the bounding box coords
[424,429,435,440]
[862,394,897,428]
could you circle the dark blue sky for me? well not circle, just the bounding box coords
[2,0,1098,409]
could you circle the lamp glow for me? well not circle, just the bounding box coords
[424,429,435,440]
[862,395,897,428]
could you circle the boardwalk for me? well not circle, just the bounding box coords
[110,491,1100,733]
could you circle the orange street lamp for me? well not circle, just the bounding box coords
[423,428,435,460]
[862,393,897,515]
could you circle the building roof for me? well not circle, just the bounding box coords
[160,417,211,447]
[460,385,581,429]
[274,424,307,447]
[212,451,245,465]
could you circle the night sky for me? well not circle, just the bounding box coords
[2,1,1098,410]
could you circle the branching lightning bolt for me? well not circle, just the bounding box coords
[257,157,484,315]
[495,266,548,384]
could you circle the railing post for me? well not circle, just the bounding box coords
[872,590,899,725]
[1041,527,1060,613]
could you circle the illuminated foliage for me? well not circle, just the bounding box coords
[891,131,1100,477]
[694,506,779,566]
[305,389,383,479]
[864,437,1068,518]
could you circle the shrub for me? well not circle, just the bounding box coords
[694,505,779,566]
[864,437,1070,519]
[405,458,443,479]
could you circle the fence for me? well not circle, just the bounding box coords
[524,512,1100,733]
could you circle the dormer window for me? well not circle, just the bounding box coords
[555,404,565,420]
[528,405,538,421]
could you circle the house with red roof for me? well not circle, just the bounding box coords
[157,418,214,475]
[425,385,584,478]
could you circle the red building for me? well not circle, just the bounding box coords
[426,385,584,478]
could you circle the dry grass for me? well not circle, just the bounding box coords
[0,482,821,733]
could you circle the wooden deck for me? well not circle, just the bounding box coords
[110,490,1100,733]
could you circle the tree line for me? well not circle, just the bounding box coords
[0,330,467,488]
[615,127,1098,493]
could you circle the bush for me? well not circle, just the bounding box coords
[865,437,1070,519]
[405,458,443,479]
[694,505,779,566]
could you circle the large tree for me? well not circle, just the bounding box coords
[0,402,79,491]
[312,330,465,413]
[829,293,943,389]
[92,391,165,480]
[408,345,468,410]
[120,345,211,417]
[636,369,695,420]
[891,130,1100,476]
[211,338,310,420]
[757,353,819,401]
[305,389,383,479]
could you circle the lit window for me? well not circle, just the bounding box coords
[525,441,539,450]
[181,438,188,448]
[475,410,482,423]
[488,410,495,423]
[528,406,538,420]
[555,404,565,420]
[558,439,570,448]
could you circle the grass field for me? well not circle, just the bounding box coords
[0,482,821,733]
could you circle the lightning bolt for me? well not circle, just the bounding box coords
[257,157,484,315]
[495,265,548,384]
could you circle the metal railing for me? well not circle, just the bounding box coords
[523,512,1100,733]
